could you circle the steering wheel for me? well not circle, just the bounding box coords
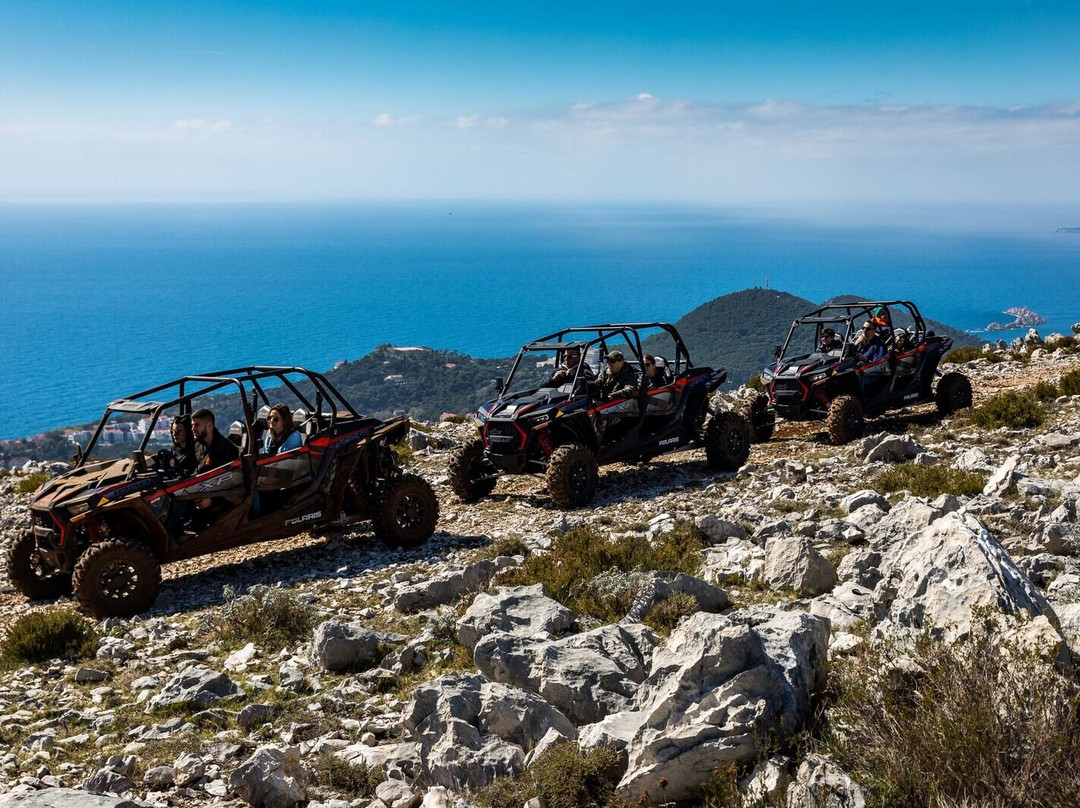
[155,449,180,478]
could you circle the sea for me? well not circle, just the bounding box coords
[1,201,1079,440]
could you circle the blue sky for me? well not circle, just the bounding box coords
[2,1,1079,203]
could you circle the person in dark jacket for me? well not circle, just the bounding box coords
[191,409,240,472]
[542,346,595,388]
[642,354,672,389]
[589,350,640,401]
[854,321,886,363]
[170,415,198,477]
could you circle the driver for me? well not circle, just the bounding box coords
[542,346,594,388]
[588,350,640,402]
[170,415,198,477]
[818,327,843,353]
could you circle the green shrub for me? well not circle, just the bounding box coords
[824,626,1080,806]
[1,609,98,667]
[15,471,50,494]
[874,463,987,499]
[476,743,622,808]
[316,752,383,798]
[969,390,1045,429]
[1060,369,1080,397]
[1034,380,1059,401]
[498,522,704,623]
[206,584,317,651]
[747,375,766,393]
[942,347,1001,364]
[644,592,700,634]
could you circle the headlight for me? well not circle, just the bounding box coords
[67,501,91,516]
[761,370,774,383]
[474,408,489,426]
[808,372,828,383]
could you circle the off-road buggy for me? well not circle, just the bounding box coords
[448,323,751,508]
[756,300,973,444]
[7,367,439,617]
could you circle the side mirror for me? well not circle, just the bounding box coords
[773,345,782,359]
[493,378,505,394]
[71,442,84,466]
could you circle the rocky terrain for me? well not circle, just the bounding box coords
[3,330,1080,808]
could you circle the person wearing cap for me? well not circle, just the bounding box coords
[588,350,640,402]
[854,321,886,363]
[870,306,893,342]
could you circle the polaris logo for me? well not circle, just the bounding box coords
[904,392,918,400]
[658,436,679,447]
[284,511,322,527]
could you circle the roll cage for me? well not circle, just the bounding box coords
[76,366,359,467]
[777,300,928,362]
[499,323,694,394]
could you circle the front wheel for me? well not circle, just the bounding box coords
[72,539,161,618]
[936,372,973,415]
[826,395,864,444]
[704,411,751,471]
[546,444,599,508]
[6,531,72,601]
[738,392,775,443]
[448,437,498,501]
[373,474,440,548]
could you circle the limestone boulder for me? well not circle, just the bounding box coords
[764,536,837,596]
[456,584,577,652]
[314,620,383,672]
[583,609,828,804]
[395,560,496,613]
[147,666,239,712]
[401,673,576,789]
[786,754,868,808]
[473,623,656,725]
[228,745,313,808]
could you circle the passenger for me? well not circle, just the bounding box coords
[588,350,640,402]
[871,306,893,343]
[642,355,672,389]
[189,408,241,514]
[818,328,843,353]
[892,327,911,352]
[262,404,304,455]
[543,346,594,387]
[190,409,240,473]
[170,415,198,477]
[854,321,886,363]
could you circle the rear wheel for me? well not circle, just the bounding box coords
[72,539,161,618]
[737,392,775,443]
[936,372,973,415]
[826,395,864,444]
[373,474,440,548]
[546,444,599,508]
[704,411,751,471]
[6,531,72,601]
[448,437,498,502]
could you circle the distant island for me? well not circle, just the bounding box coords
[986,306,1047,332]
[1056,227,1080,234]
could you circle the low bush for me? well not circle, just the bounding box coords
[644,592,700,634]
[15,471,50,494]
[0,609,98,667]
[1034,380,1059,401]
[824,625,1080,806]
[316,752,383,798]
[205,584,317,651]
[969,389,1045,429]
[476,743,622,808]
[1060,368,1080,397]
[747,375,766,392]
[942,347,1001,364]
[873,463,987,499]
[498,522,704,622]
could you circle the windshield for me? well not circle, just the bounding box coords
[782,320,850,361]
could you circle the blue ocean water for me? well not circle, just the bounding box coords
[1,202,1078,439]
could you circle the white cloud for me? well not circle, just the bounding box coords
[373,113,421,127]
[171,118,231,134]
[454,114,480,129]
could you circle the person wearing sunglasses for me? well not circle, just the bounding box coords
[262,403,304,455]
[642,354,671,389]
[854,321,886,363]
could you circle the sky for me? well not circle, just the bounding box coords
[1,1,1079,204]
